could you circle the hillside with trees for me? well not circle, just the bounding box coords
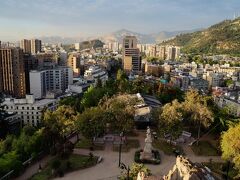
[161,18,240,55]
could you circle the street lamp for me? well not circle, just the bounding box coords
[118,131,124,167]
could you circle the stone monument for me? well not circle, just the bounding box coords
[140,126,154,160]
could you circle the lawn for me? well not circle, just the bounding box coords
[203,162,239,179]
[30,154,98,180]
[153,139,184,156]
[75,138,105,150]
[113,139,140,152]
[191,141,220,156]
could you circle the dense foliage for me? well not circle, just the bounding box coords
[156,90,214,142]
[221,122,240,178]
[0,126,45,176]
[75,94,139,139]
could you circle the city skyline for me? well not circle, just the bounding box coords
[1,0,240,41]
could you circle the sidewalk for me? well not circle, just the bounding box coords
[15,155,53,180]
[14,135,79,180]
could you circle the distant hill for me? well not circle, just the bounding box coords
[38,29,199,44]
[79,39,104,50]
[161,18,240,55]
[99,29,199,44]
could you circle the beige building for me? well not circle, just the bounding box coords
[123,56,133,72]
[165,45,180,60]
[67,53,82,77]
[123,36,141,73]
[0,47,26,98]
[20,39,31,53]
[31,39,41,54]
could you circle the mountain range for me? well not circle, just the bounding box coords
[161,18,240,55]
[39,29,200,44]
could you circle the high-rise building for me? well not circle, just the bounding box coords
[67,53,81,77]
[165,45,180,60]
[20,39,31,53]
[0,47,26,98]
[157,46,166,60]
[31,39,42,54]
[23,54,38,94]
[30,67,73,99]
[123,36,141,73]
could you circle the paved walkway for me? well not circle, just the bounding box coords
[15,132,223,180]
[182,145,223,163]
[14,135,79,180]
[15,155,53,180]
[54,132,223,180]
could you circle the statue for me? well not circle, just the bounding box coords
[140,126,153,160]
[143,127,152,154]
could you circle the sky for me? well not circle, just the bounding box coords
[0,0,240,41]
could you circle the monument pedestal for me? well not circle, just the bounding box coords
[140,151,154,160]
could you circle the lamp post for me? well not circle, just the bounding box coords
[118,131,124,167]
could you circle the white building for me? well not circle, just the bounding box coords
[3,95,57,126]
[214,95,240,117]
[75,43,80,51]
[84,65,108,85]
[30,67,73,99]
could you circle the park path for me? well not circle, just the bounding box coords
[55,131,224,180]
[15,131,224,180]
[14,135,79,180]
[182,145,223,163]
[15,155,53,180]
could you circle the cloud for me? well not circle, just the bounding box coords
[0,0,240,40]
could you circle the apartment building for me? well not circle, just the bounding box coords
[3,95,57,126]
[20,39,31,53]
[0,47,26,98]
[67,53,82,77]
[123,36,141,73]
[30,67,73,99]
[31,39,42,54]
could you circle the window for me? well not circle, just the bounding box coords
[32,107,34,110]
[22,107,24,110]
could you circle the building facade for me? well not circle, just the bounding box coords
[20,39,31,53]
[30,67,73,99]
[0,47,26,98]
[67,53,81,77]
[123,36,141,73]
[31,39,42,54]
[3,95,57,126]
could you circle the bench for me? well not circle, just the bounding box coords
[97,156,103,163]
[164,133,171,139]
[182,131,191,138]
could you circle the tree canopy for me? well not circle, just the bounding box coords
[221,122,240,177]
